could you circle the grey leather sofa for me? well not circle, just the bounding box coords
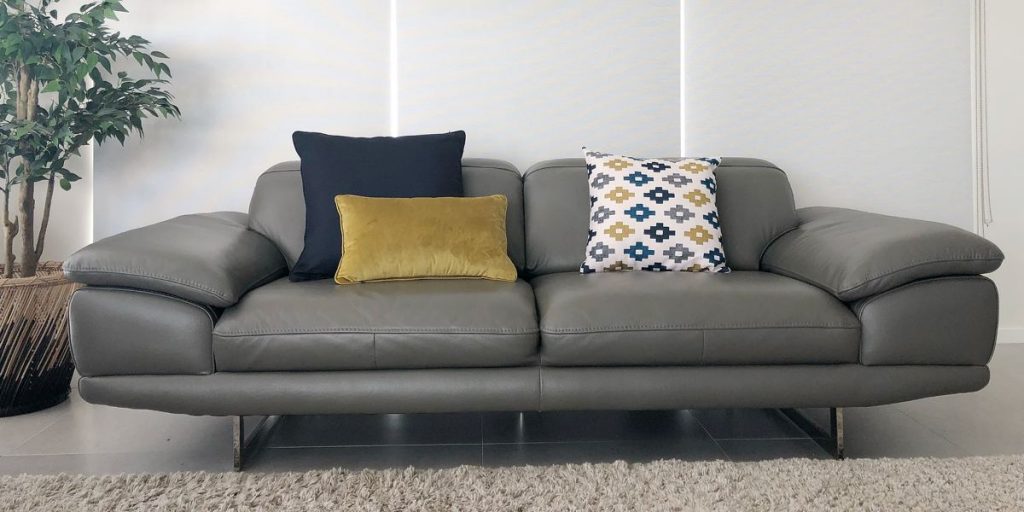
[65,158,1004,467]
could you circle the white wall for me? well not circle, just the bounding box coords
[87,0,680,237]
[92,0,390,239]
[36,146,92,261]
[686,0,973,229]
[396,0,681,170]
[984,0,1024,342]
[89,0,679,238]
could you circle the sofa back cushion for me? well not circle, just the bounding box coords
[249,159,526,271]
[523,157,798,275]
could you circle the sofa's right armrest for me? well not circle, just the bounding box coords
[65,212,287,307]
[761,207,1003,301]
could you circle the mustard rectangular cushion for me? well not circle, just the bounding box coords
[334,195,518,284]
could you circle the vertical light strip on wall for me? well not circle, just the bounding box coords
[389,0,399,136]
[85,144,94,245]
[680,0,685,155]
[971,0,993,235]
[84,77,95,246]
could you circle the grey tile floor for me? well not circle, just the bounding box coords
[1,344,1022,475]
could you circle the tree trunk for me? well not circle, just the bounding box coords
[15,66,28,120]
[17,180,37,277]
[4,65,30,277]
[34,172,55,263]
[2,188,17,279]
[13,65,41,277]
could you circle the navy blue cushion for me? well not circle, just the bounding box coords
[290,131,466,281]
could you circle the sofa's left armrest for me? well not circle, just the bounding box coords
[762,207,1003,301]
[65,212,287,307]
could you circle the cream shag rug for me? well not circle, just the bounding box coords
[2,456,1023,511]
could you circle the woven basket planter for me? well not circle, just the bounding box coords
[0,262,78,417]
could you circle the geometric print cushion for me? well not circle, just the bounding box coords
[580,150,730,274]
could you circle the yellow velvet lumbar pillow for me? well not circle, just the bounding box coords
[334,194,517,284]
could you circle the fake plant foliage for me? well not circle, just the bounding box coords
[0,0,179,277]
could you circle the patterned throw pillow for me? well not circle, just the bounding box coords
[581,150,729,274]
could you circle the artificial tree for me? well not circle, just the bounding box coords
[0,0,179,277]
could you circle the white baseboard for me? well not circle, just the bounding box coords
[997,327,1024,344]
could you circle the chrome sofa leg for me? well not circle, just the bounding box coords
[829,407,845,459]
[780,407,845,460]
[233,415,276,471]
[233,416,244,471]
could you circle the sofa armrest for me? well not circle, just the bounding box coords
[65,212,286,307]
[851,276,998,365]
[761,207,1003,301]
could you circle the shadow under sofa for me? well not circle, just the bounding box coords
[63,158,1004,469]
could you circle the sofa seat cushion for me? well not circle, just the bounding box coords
[533,271,860,366]
[213,278,538,371]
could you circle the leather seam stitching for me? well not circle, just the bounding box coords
[90,286,217,324]
[67,267,230,301]
[215,328,540,337]
[764,256,1002,298]
[757,225,799,269]
[540,325,859,334]
[523,164,586,178]
[66,264,286,306]
[854,275,986,314]
[835,257,1002,296]
[699,330,706,365]
[371,333,378,369]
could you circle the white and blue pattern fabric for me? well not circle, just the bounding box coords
[581,150,729,274]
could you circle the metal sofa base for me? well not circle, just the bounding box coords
[231,407,847,470]
[233,415,278,471]
[781,407,845,459]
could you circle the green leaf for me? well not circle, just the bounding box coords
[59,178,71,191]
[151,51,168,59]
[41,80,62,93]
[34,67,57,81]
[84,52,99,72]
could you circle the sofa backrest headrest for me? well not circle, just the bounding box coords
[523,157,798,275]
[248,159,526,271]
